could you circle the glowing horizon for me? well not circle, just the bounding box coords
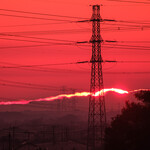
[0,88,149,106]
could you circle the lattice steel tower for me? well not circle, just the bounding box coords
[87,5,106,150]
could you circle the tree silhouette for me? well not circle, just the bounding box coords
[135,90,150,103]
[104,91,150,150]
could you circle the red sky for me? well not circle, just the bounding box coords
[0,0,150,109]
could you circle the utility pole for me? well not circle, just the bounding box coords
[87,5,106,150]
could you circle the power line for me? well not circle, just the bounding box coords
[0,36,150,50]
[0,43,90,49]
[79,60,150,63]
[116,40,150,43]
[77,40,150,49]
[0,60,149,76]
[0,44,74,49]
[0,22,75,28]
[1,21,150,28]
[0,82,56,91]
[0,79,58,89]
[101,27,150,32]
[0,8,88,19]
[104,71,150,74]
[0,61,78,68]
[103,45,150,51]
[103,43,150,49]
[0,79,82,92]
[0,61,90,73]
[0,33,77,43]
[0,59,150,69]
[0,44,56,49]
[0,28,91,35]
[1,26,150,38]
[107,0,150,4]
[0,13,76,22]
[116,60,150,63]
[0,37,75,45]
[117,20,150,25]
[102,25,150,31]
[103,22,150,27]
[0,61,104,69]
[0,61,77,73]
[77,40,150,51]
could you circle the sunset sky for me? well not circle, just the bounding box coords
[0,0,150,108]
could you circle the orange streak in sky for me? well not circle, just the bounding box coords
[0,88,149,105]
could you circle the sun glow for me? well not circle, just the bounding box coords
[94,88,128,96]
[0,88,149,106]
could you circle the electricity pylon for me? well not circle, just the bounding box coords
[87,5,106,150]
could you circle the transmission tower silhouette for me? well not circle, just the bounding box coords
[87,5,106,150]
